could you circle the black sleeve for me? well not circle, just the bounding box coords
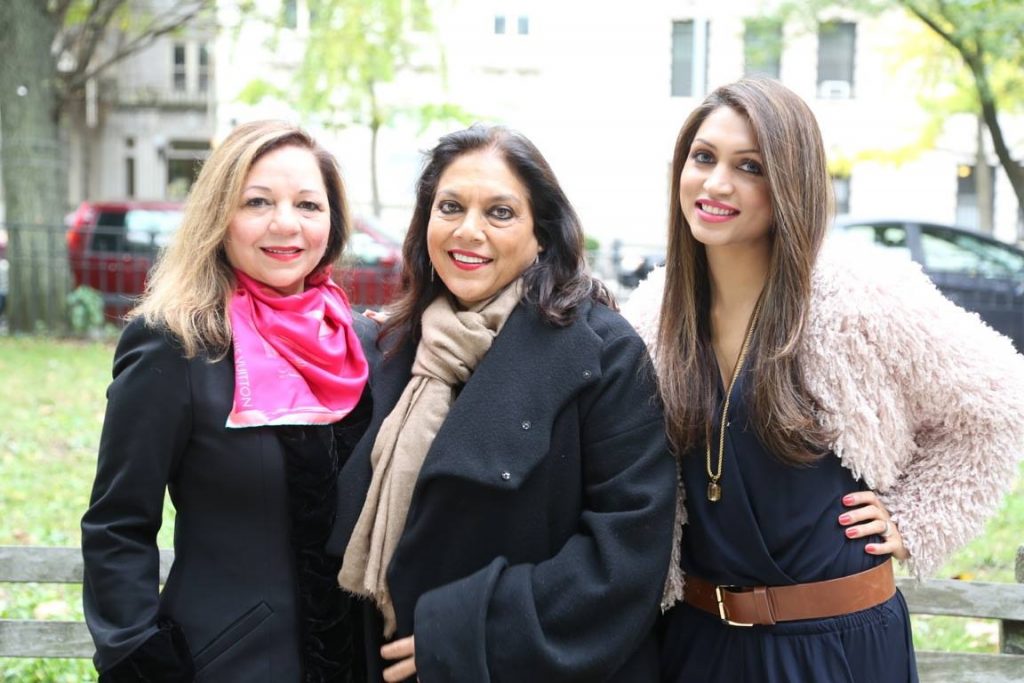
[97,618,194,682]
[81,318,195,679]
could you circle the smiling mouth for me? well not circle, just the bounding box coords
[697,201,739,217]
[450,249,493,264]
[261,246,303,261]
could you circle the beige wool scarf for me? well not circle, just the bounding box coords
[339,281,523,636]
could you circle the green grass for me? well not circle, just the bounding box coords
[0,336,172,681]
[0,336,1021,678]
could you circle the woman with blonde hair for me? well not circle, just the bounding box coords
[624,77,1024,681]
[82,120,371,682]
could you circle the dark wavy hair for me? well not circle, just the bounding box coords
[380,124,612,350]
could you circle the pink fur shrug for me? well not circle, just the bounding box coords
[623,243,1024,608]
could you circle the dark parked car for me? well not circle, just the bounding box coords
[65,200,402,319]
[833,217,1024,350]
[615,246,667,289]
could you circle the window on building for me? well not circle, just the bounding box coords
[125,157,135,198]
[166,140,211,199]
[671,19,708,97]
[173,44,187,91]
[956,163,995,230]
[832,175,851,214]
[517,15,529,35]
[494,14,506,34]
[744,18,782,79]
[282,0,298,29]
[817,21,855,98]
[198,44,210,93]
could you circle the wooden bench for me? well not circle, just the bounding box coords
[0,546,173,659]
[2,545,1023,681]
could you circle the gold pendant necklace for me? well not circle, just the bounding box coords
[705,296,763,502]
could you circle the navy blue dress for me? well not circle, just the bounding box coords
[660,371,918,682]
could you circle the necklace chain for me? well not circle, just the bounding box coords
[705,296,763,502]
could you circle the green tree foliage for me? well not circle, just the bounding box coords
[240,0,473,217]
[778,0,1024,221]
[0,0,213,333]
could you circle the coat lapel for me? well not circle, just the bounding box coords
[417,302,603,488]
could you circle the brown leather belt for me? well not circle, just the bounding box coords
[683,559,895,626]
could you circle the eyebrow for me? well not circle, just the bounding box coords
[437,189,523,203]
[693,138,761,156]
[243,185,325,195]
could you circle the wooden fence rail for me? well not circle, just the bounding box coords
[1,545,1023,682]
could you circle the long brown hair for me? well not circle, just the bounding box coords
[657,77,835,464]
[132,120,350,358]
[381,124,611,350]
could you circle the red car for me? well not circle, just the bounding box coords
[334,214,404,310]
[66,200,403,319]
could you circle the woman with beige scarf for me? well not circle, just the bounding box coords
[327,124,677,682]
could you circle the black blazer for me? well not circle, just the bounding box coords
[81,316,372,681]
[330,300,676,682]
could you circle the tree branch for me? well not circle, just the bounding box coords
[63,0,213,93]
[68,0,127,88]
[901,1,1024,210]
[49,0,78,27]
[899,1,961,51]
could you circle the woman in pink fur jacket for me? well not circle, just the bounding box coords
[623,77,1024,682]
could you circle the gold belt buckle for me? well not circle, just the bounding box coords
[714,585,755,627]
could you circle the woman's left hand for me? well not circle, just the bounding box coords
[381,635,417,682]
[838,491,909,560]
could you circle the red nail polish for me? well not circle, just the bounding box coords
[842,494,855,505]
[845,528,857,538]
[865,544,876,554]
[838,514,851,524]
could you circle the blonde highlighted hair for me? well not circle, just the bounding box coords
[131,120,350,358]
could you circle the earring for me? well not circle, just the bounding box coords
[430,263,435,282]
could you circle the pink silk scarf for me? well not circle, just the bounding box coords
[226,268,369,428]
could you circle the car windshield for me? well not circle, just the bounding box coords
[834,223,913,262]
[123,210,183,248]
[920,227,1024,280]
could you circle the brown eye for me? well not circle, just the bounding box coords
[438,200,461,215]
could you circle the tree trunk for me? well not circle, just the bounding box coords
[368,81,382,219]
[976,115,994,234]
[369,120,381,219]
[962,49,1024,229]
[0,1,70,333]
[898,1,1024,238]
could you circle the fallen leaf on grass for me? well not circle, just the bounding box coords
[34,599,71,619]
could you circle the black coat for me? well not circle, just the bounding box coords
[329,300,676,682]
[81,316,372,682]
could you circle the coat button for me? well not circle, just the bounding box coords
[521,420,531,430]
[501,471,511,481]
[582,370,592,379]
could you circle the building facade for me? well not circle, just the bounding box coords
[16,0,1017,248]
[65,4,217,206]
